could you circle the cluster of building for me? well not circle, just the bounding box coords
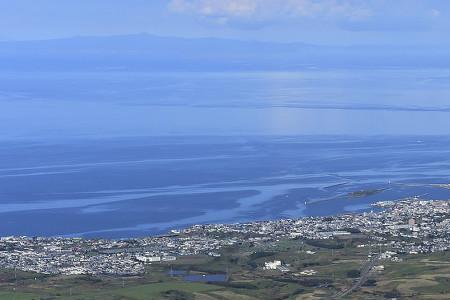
[0,198,448,276]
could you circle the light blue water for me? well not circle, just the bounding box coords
[1,70,450,139]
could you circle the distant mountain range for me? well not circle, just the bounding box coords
[1,34,449,71]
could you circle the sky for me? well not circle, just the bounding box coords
[1,0,450,45]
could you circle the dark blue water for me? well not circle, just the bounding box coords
[184,274,227,283]
[1,135,450,238]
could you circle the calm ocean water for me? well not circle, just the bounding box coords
[1,136,450,238]
[1,70,450,237]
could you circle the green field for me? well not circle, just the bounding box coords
[0,238,448,300]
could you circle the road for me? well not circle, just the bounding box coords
[331,255,380,299]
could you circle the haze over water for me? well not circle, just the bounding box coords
[2,69,450,138]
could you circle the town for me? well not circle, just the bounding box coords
[0,198,449,276]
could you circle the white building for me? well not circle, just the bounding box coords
[135,256,161,263]
[162,256,176,262]
[264,260,282,270]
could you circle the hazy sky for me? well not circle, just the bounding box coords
[1,0,450,45]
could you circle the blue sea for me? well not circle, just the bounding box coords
[1,70,450,237]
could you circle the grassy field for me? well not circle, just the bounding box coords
[0,238,448,299]
[0,291,40,300]
[355,251,450,299]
